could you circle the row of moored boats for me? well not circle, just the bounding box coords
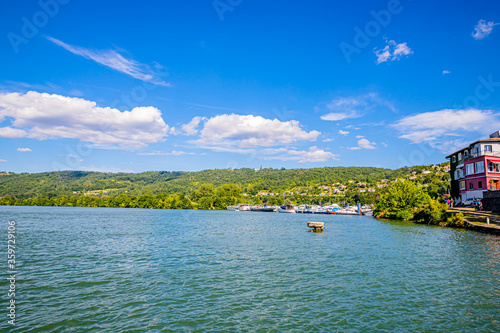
[227,204,374,216]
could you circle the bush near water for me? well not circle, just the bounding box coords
[374,180,465,227]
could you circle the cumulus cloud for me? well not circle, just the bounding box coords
[393,108,500,151]
[442,70,451,75]
[374,40,413,64]
[0,127,27,138]
[46,37,170,86]
[472,20,499,40]
[181,116,206,135]
[17,148,31,152]
[0,91,169,148]
[358,138,376,149]
[347,136,376,150]
[338,130,350,136]
[196,114,320,148]
[186,114,336,163]
[319,93,395,122]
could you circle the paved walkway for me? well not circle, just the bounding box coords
[448,207,500,234]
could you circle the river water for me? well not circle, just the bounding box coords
[0,206,499,332]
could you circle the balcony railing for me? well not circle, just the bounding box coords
[465,150,500,160]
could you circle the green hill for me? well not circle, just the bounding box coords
[0,164,450,209]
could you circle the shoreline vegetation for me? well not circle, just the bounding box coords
[0,164,466,227]
[374,180,466,228]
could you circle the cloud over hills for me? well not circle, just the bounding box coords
[0,91,169,148]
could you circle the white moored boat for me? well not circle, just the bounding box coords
[237,204,251,211]
[278,204,296,213]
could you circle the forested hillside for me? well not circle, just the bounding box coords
[0,164,449,209]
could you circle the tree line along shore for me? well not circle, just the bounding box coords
[0,163,465,227]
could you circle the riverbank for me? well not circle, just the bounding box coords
[448,207,500,235]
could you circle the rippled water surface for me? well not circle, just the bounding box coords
[1,206,499,332]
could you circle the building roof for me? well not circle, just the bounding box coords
[445,138,500,158]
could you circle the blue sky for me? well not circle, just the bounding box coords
[1,0,499,173]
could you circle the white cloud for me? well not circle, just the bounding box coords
[320,98,363,121]
[358,138,376,149]
[393,108,500,151]
[139,150,195,156]
[182,116,206,135]
[0,127,27,138]
[196,114,320,148]
[323,138,335,142]
[186,114,336,163]
[0,159,7,162]
[70,165,134,173]
[0,91,169,148]
[472,20,499,40]
[442,70,451,75]
[287,146,339,163]
[17,148,31,152]
[46,37,170,86]
[374,40,413,64]
[67,154,84,162]
[346,136,376,150]
[321,112,359,121]
[320,93,395,122]
[338,130,350,136]
[261,146,339,163]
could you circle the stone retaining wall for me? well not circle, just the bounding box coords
[480,191,500,212]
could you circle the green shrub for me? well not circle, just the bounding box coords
[374,180,430,220]
[396,210,414,220]
[413,199,447,225]
[441,212,466,228]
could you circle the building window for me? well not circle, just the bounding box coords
[464,151,469,158]
[460,181,465,190]
[475,161,485,173]
[466,164,475,175]
[452,156,456,163]
[485,145,492,152]
[470,182,474,190]
[479,181,483,189]
[458,152,462,160]
[488,161,500,172]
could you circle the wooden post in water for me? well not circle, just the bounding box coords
[307,222,325,232]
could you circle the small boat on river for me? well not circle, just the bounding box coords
[278,204,296,213]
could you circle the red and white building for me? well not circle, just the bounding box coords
[447,131,500,203]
